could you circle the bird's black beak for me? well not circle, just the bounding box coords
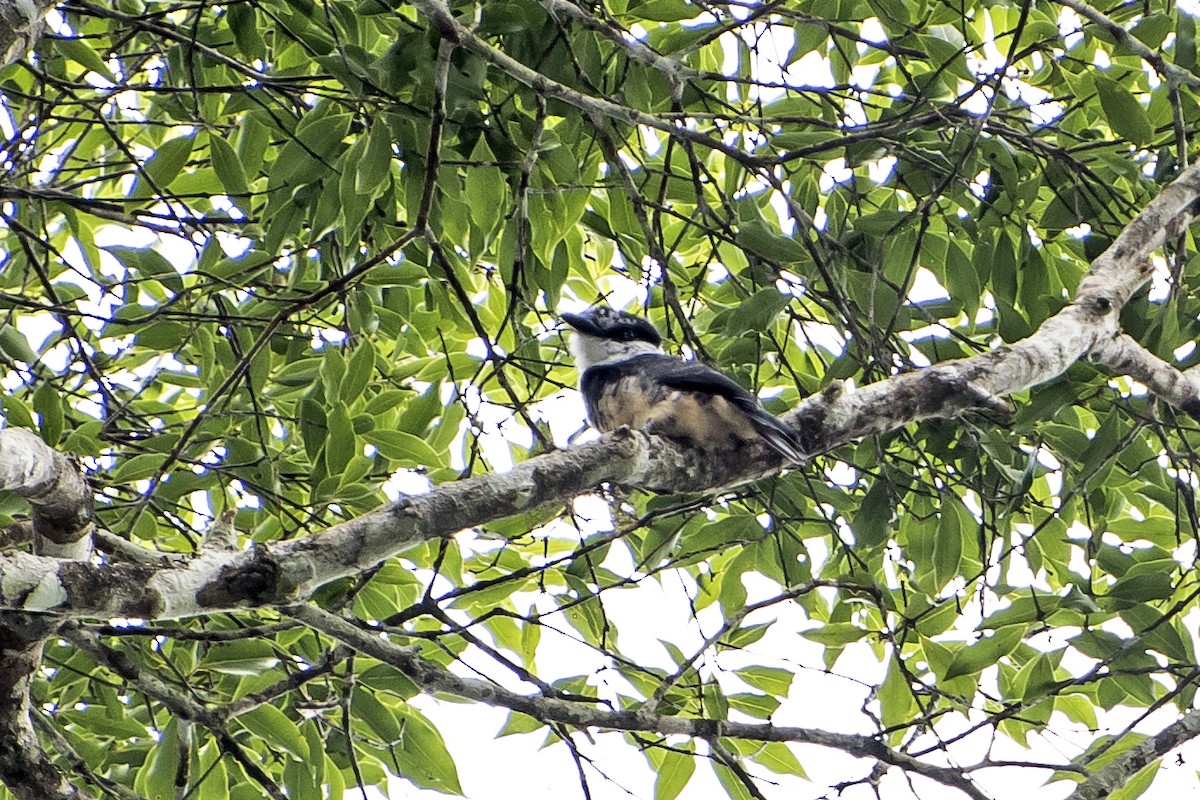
[561,311,600,336]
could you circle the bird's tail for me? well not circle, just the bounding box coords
[749,412,807,464]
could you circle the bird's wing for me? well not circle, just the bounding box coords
[643,357,808,464]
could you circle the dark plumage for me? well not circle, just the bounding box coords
[562,307,806,463]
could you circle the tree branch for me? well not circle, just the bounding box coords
[782,161,1200,452]
[1067,710,1200,800]
[0,429,92,559]
[289,603,990,800]
[1089,334,1200,419]
[0,615,85,800]
[1051,0,1200,91]
[0,0,52,69]
[405,0,770,169]
[0,162,1199,621]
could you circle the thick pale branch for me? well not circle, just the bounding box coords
[290,604,989,800]
[1090,334,1200,419]
[0,434,658,618]
[0,616,84,800]
[784,161,1200,452]
[0,429,92,559]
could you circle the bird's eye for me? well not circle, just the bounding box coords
[619,329,635,341]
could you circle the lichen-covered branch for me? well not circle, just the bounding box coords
[2,163,1200,621]
[1089,334,1200,417]
[0,429,92,559]
[1052,0,1200,91]
[783,161,1200,453]
[0,434,659,618]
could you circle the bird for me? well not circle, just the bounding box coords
[561,306,807,463]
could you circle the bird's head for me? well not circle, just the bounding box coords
[562,306,663,370]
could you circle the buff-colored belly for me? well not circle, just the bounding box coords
[593,377,757,448]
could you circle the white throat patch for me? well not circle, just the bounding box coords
[569,332,662,372]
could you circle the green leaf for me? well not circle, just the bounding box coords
[1093,74,1153,146]
[713,762,756,800]
[943,625,1026,680]
[353,688,404,742]
[736,220,808,263]
[653,746,695,800]
[852,479,894,547]
[725,288,789,335]
[497,712,543,737]
[1109,758,1161,800]
[879,655,918,728]
[272,112,352,185]
[104,245,183,294]
[238,704,310,761]
[726,692,780,718]
[1178,11,1197,72]
[627,0,698,23]
[393,705,463,794]
[210,133,251,198]
[722,622,772,648]
[980,594,1063,629]
[32,382,64,446]
[355,122,393,196]
[752,742,807,778]
[1129,13,1172,50]
[0,324,38,364]
[464,137,505,235]
[113,453,168,483]
[324,403,356,475]
[933,496,964,589]
[1107,571,1173,602]
[364,429,443,468]
[735,666,793,697]
[54,36,115,81]
[226,3,265,59]
[853,210,909,235]
[799,623,867,647]
[131,134,196,202]
[134,718,180,799]
[342,340,377,404]
[2,395,35,430]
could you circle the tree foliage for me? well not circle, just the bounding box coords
[2,0,1200,798]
